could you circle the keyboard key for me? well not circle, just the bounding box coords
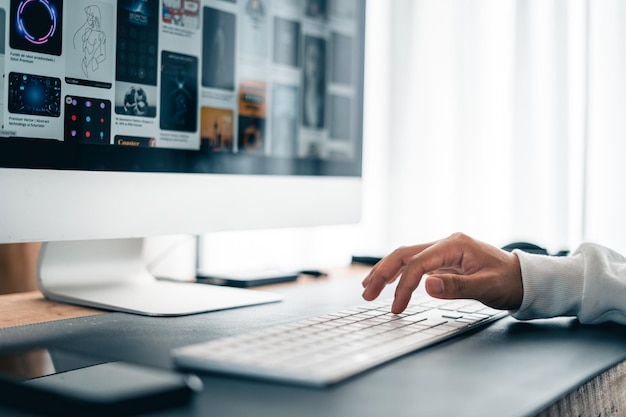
[441,312,464,319]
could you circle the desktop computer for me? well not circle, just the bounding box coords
[0,0,367,315]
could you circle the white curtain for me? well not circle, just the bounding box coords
[382,0,588,254]
[585,1,626,254]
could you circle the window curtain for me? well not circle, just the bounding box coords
[584,0,626,254]
[384,0,588,253]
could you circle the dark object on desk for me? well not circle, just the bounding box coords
[501,242,569,257]
[351,255,383,266]
[0,346,201,417]
[299,269,328,278]
[196,270,300,287]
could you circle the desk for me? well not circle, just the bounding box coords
[1,265,625,417]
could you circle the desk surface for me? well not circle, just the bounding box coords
[1,266,625,417]
[0,291,104,329]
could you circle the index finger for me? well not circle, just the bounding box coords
[392,238,465,313]
[361,243,435,301]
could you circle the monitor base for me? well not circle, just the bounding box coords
[37,239,282,316]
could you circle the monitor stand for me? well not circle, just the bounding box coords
[37,238,282,316]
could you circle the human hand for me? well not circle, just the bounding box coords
[361,233,523,314]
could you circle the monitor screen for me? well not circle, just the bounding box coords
[0,0,364,178]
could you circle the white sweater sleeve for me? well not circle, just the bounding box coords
[510,243,626,324]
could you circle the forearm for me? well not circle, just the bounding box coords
[511,243,626,324]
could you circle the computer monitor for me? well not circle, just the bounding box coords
[0,0,366,315]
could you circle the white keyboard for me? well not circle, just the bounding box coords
[172,296,507,387]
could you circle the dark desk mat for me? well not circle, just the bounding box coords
[1,276,626,417]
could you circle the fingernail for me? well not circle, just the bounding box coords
[427,277,444,295]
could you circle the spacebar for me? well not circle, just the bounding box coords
[365,332,437,358]
[321,332,439,373]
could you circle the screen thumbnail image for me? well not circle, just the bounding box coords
[8,72,61,117]
[239,115,265,153]
[116,0,159,85]
[64,95,111,144]
[329,94,350,141]
[114,81,156,118]
[66,2,114,86]
[331,32,353,86]
[0,8,6,55]
[273,17,300,68]
[10,0,63,56]
[302,36,326,129]
[240,0,268,58]
[238,81,267,153]
[202,7,236,90]
[160,51,198,132]
[162,0,200,29]
[271,84,298,158]
[201,107,233,152]
[114,134,155,147]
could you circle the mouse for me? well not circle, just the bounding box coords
[501,242,549,255]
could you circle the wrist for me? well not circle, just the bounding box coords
[510,250,584,320]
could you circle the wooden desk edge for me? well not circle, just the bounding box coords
[0,264,371,329]
[537,359,626,417]
[0,291,104,329]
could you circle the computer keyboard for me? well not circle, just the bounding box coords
[172,296,507,387]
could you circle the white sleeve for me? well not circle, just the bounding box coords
[510,243,626,324]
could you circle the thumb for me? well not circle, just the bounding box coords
[425,274,483,300]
